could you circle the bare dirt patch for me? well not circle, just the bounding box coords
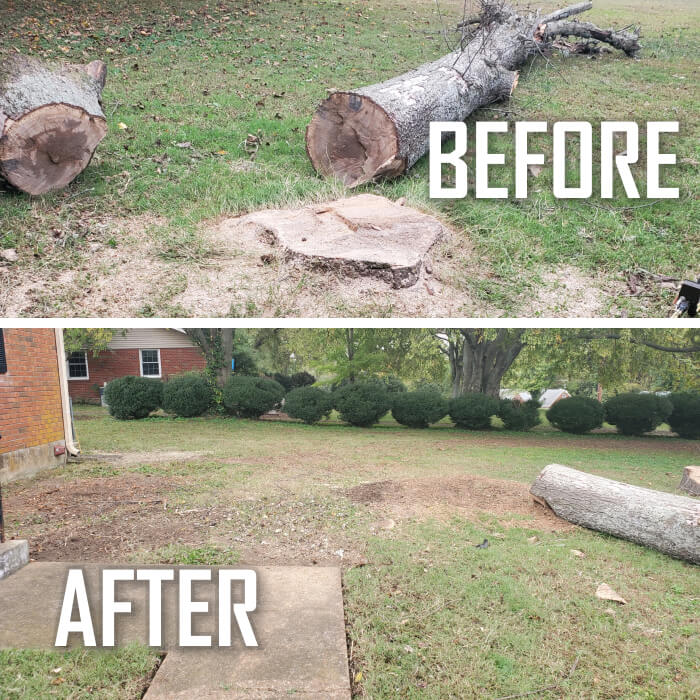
[524,264,625,317]
[84,450,207,466]
[346,475,573,532]
[1,201,625,317]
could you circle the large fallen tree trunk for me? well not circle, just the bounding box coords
[531,464,700,564]
[0,54,107,195]
[306,1,640,186]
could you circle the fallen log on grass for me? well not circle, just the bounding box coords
[0,54,107,195]
[306,1,640,186]
[530,464,700,564]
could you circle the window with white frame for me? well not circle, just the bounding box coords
[140,349,161,377]
[67,351,89,379]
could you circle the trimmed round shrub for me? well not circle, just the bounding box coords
[667,392,700,439]
[547,396,604,434]
[498,399,542,431]
[448,393,499,430]
[333,381,392,427]
[272,371,316,392]
[604,392,672,436]
[222,376,285,418]
[285,386,334,425]
[391,390,448,429]
[380,376,407,395]
[162,373,213,418]
[104,376,163,420]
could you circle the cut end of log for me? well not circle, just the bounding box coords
[0,104,106,195]
[306,92,404,187]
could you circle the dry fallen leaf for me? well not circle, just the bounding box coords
[118,122,128,130]
[528,163,544,177]
[570,549,585,558]
[354,671,363,683]
[527,535,539,544]
[1,248,18,262]
[596,583,627,605]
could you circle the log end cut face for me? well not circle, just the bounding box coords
[0,104,107,195]
[306,92,404,187]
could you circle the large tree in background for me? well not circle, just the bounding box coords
[186,329,235,388]
[438,329,527,397]
[439,329,700,398]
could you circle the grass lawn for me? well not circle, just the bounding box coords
[1,0,698,317]
[1,406,698,697]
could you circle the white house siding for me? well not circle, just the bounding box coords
[106,329,197,350]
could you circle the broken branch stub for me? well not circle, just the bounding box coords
[306,2,640,187]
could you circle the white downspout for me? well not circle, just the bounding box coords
[55,329,80,456]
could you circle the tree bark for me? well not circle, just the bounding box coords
[531,464,700,564]
[0,53,107,195]
[442,329,526,397]
[679,466,700,497]
[187,329,235,389]
[306,2,639,187]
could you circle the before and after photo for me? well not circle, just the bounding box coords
[0,1,698,698]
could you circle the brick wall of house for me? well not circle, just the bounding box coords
[68,347,207,402]
[0,329,65,455]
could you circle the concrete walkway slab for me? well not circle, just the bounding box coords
[0,563,350,698]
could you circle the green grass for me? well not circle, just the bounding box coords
[345,519,699,698]
[2,0,698,316]
[0,645,161,700]
[3,408,699,697]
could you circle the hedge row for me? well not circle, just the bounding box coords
[104,376,700,440]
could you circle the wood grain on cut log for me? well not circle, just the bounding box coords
[306,2,640,186]
[531,464,700,564]
[0,54,107,195]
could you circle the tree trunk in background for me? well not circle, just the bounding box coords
[0,54,107,195]
[187,329,235,388]
[531,464,700,564]
[446,329,526,398]
[306,2,639,186]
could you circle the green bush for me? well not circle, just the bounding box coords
[272,371,316,392]
[162,373,213,417]
[104,376,163,420]
[547,396,604,434]
[391,390,448,428]
[448,393,499,430]
[667,392,700,439]
[222,376,285,418]
[498,399,541,431]
[380,376,407,395]
[285,386,334,424]
[604,392,672,436]
[333,381,392,427]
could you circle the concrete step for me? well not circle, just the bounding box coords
[0,562,350,698]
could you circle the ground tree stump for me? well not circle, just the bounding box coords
[0,54,107,195]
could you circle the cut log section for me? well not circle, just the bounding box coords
[531,464,700,564]
[679,466,700,497]
[306,2,640,186]
[0,54,107,195]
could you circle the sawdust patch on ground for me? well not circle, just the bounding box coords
[2,203,628,318]
[524,264,625,317]
[346,475,573,532]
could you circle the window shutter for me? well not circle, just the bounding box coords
[0,329,6,373]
